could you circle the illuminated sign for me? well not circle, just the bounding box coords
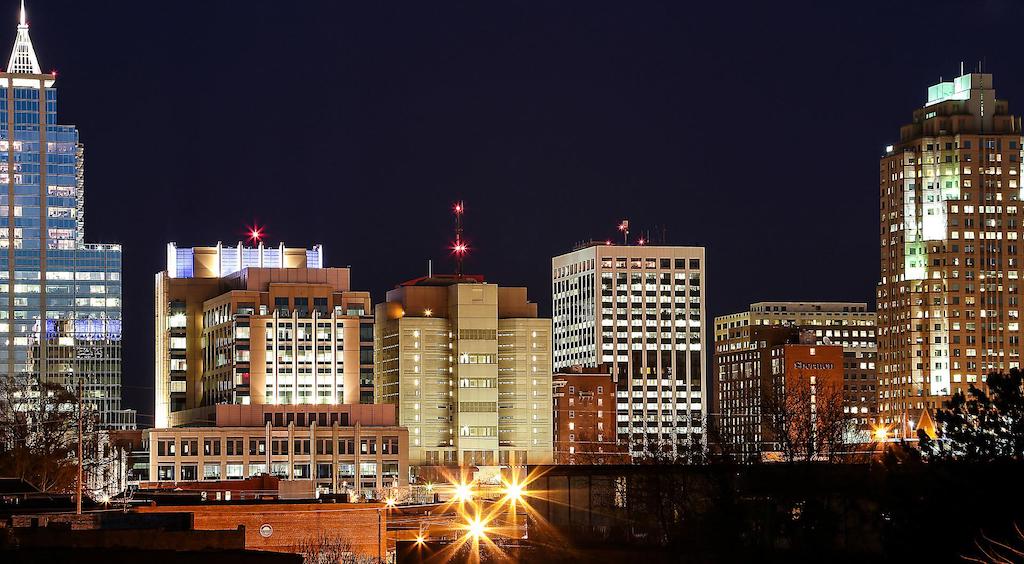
[793,362,834,370]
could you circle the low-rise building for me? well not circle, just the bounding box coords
[552,365,627,464]
[146,404,408,498]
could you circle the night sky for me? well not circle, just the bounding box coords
[19,0,1024,425]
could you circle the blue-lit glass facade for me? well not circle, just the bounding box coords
[0,21,133,429]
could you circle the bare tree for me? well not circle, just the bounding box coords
[762,374,852,462]
[296,530,378,564]
[0,375,100,493]
[562,424,629,465]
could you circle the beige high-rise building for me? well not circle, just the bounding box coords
[879,71,1024,438]
[155,242,374,427]
[374,275,553,470]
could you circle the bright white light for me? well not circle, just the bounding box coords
[466,517,487,539]
[453,482,473,502]
[503,481,524,501]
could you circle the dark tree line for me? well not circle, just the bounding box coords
[918,368,1024,461]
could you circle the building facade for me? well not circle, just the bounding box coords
[714,302,877,436]
[552,365,625,464]
[0,5,132,428]
[715,327,845,459]
[147,404,407,497]
[552,244,706,453]
[878,71,1024,438]
[155,242,374,427]
[374,275,553,470]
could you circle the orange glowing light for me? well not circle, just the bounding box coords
[873,426,888,441]
[465,515,487,539]
[502,480,524,502]
[452,482,474,502]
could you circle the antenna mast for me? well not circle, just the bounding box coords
[452,201,467,277]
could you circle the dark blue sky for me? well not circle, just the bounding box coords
[19,0,1024,424]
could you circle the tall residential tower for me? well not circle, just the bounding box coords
[1,4,132,428]
[878,70,1023,438]
[552,243,706,453]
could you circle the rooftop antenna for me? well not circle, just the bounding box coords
[451,201,467,277]
[618,219,629,245]
[960,61,964,76]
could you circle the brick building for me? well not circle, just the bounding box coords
[138,501,388,560]
[552,365,627,463]
[715,301,877,438]
[714,327,845,459]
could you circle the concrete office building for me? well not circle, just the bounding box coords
[374,274,553,471]
[878,70,1024,437]
[155,242,374,427]
[552,243,706,452]
[147,404,407,497]
[714,302,877,436]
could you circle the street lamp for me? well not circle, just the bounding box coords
[873,425,888,442]
[453,482,473,502]
[501,480,524,503]
[465,515,488,540]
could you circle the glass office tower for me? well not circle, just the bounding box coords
[0,4,133,429]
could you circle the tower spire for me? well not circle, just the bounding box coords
[7,0,41,74]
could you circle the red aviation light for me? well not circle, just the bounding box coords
[247,224,265,244]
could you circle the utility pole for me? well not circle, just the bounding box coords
[76,378,83,515]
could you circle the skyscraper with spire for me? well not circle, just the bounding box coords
[1,2,133,429]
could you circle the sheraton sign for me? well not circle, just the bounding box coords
[793,361,835,370]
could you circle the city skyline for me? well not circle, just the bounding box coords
[9,0,1024,425]
[3,2,1024,562]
